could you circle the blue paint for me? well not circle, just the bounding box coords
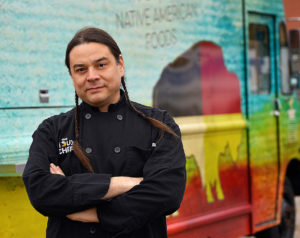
[0,0,286,168]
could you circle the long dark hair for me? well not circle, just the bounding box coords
[66,27,177,173]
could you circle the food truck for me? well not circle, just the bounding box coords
[1,0,300,237]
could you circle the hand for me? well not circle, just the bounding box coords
[67,207,99,223]
[102,176,143,199]
[125,177,143,188]
[50,163,65,176]
[49,165,98,222]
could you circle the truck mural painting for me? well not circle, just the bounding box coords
[1,0,300,237]
[154,41,243,203]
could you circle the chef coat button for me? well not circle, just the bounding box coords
[116,114,123,121]
[90,226,96,234]
[85,147,92,154]
[114,147,121,153]
[85,113,91,120]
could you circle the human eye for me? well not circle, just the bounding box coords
[75,67,86,73]
[97,63,106,68]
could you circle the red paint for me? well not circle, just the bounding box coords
[167,163,250,237]
[199,42,241,115]
[167,204,251,235]
[153,41,241,117]
[250,164,279,231]
[283,0,300,31]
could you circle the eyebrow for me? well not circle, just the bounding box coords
[94,57,108,64]
[72,57,109,69]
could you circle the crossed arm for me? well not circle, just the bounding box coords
[49,163,143,223]
[24,112,186,234]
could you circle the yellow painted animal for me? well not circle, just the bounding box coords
[176,113,245,203]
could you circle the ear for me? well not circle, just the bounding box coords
[118,55,125,77]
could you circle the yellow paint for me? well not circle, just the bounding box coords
[0,177,46,238]
[166,210,180,219]
[0,114,246,237]
[176,113,246,203]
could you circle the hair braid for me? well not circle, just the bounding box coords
[73,92,94,173]
[74,93,79,140]
[67,28,178,172]
[121,77,178,138]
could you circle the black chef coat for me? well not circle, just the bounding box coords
[23,91,186,238]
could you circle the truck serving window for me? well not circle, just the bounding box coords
[280,21,292,94]
[249,23,271,94]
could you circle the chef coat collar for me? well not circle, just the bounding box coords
[81,90,127,113]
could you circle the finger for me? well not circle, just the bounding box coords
[55,165,65,176]
[50,163,58,172]
[50,163,65,176]
[66,214,74,220]
[50,166,60,175]
[50,164,58,173]
[50,167,54,174]
[66,212,79,221]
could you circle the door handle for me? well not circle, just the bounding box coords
[273,98,281,117]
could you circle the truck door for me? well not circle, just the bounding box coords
[247,13,280,231]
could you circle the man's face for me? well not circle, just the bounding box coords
[69,42,124,111]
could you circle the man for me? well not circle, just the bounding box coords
[23,27,186,238]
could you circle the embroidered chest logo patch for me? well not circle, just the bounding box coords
[59,138,74,155]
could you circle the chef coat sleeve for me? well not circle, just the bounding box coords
[97,111,186,234]
[22,118,111,217]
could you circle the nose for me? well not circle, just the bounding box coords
[86,67,100,81]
